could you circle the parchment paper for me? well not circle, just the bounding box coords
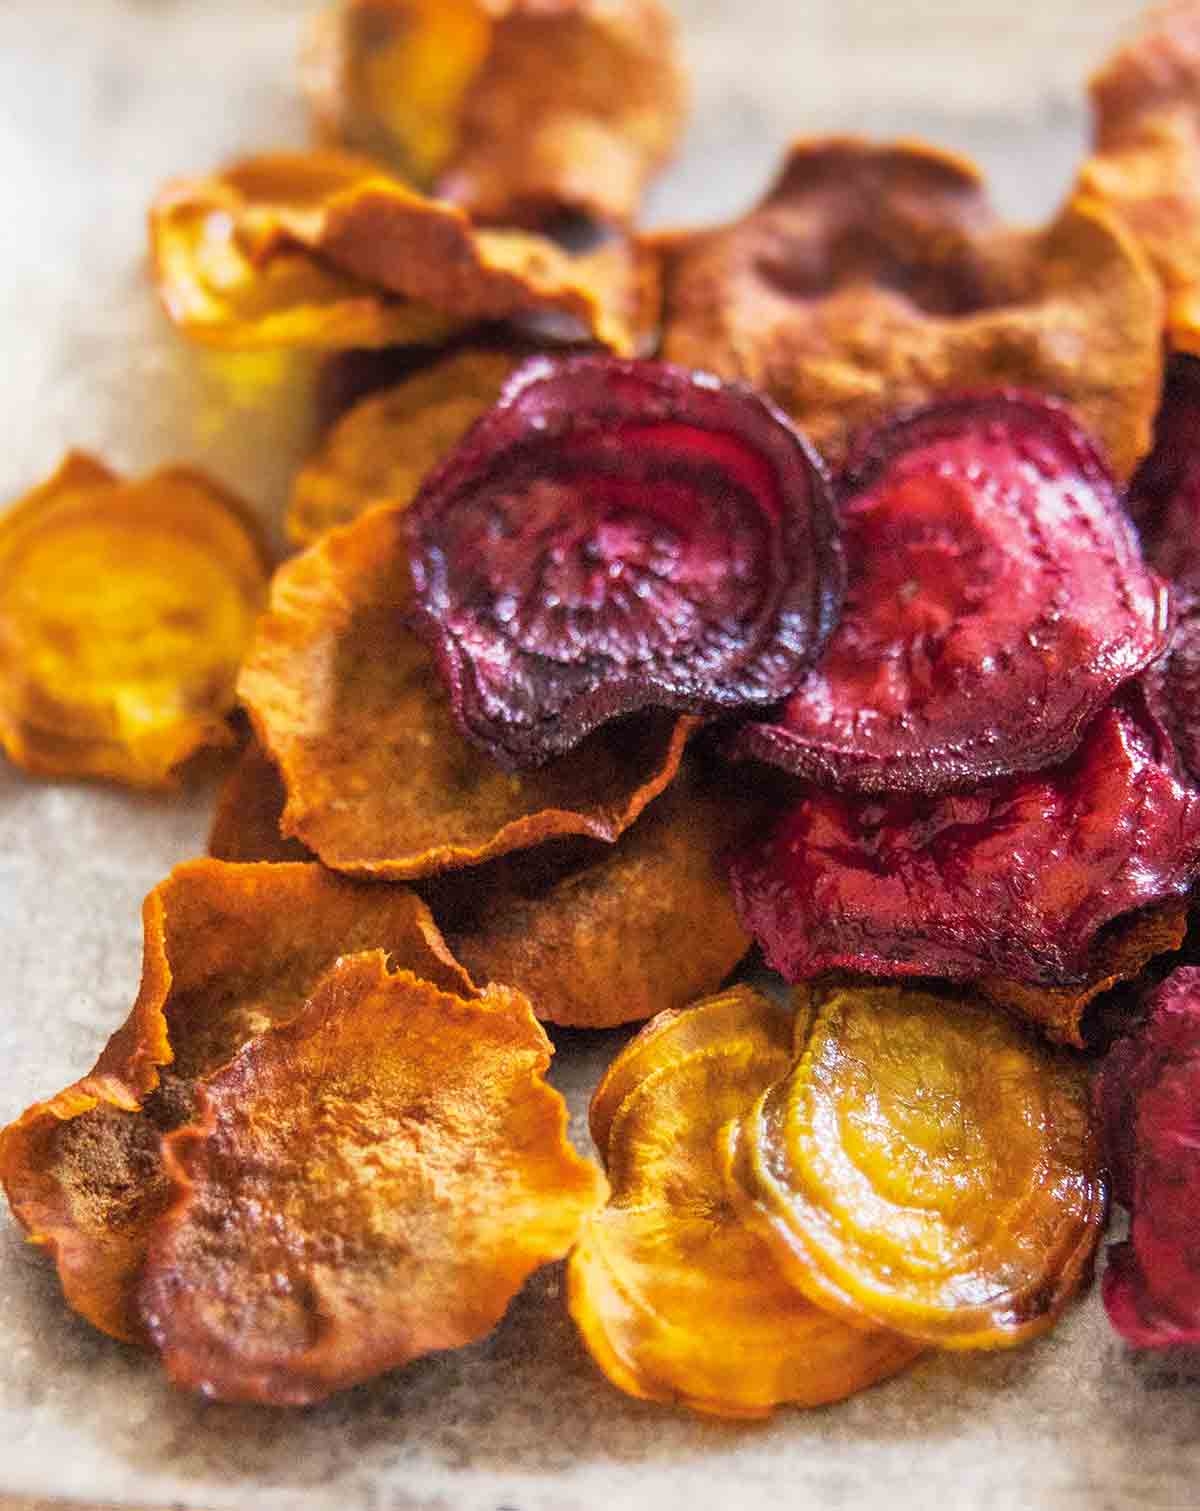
[1,3,1196,1508]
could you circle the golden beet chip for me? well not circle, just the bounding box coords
[725,984,1105,1350]
[979,900,1189,1047]
[421,756,760,1029]
[1078,2,1200,353]
[139,951,605,1405]
[238,502,694,879]
[303,0,687,227]
[568,987,919,1417]
[207,740,314,863]
[0,452,269,787]
[287,347,519,544]
[655,137,1163,477]
[0,860,470,1343]
[150,151,646,353]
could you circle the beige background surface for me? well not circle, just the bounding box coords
[1,3,1196,1509]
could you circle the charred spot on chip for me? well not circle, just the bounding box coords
[0,452,271,788]
[137,953,606,1405]
[734,391,1169,795]
[656,137,1163,479]
[730,694,1200,994]
[404,354,843,769]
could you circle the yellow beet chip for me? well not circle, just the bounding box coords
[150,151,646,353]
[287,347,519,544]
[568,988,920,1418]
[139,952,606,1405]
[303,0,688,228]
[0,453,269,786]
[725,984,1106,1350]
[0,860,471,1343]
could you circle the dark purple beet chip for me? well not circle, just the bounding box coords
[728,691,1200,988]
[734,390,1170,795]
[403,355,843,769]
[1129,353,1200,599]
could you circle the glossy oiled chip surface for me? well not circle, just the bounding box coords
[735,392,1169,794]
[239,502,695,878]
[656,138,1163,478]
[306,0,687,228]
[0,453,270,787]
[139,953,605,1405]
[0,861,469,1342]
[726,984,1105,1348]
[287,348,519,544]
[568,988,918,1416]
[151,151,646,353]
[422,757,761,1028]
[731,697,1200,990]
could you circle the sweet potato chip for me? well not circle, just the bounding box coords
[421,756,762,1028]
[0,453,270,787]
[303,0,687,228]
[139,951,605,1405]
[287,347,519,544]
[206,741,314,863]
[0,860,470,1343]
[978,901,1189,1047]
[724,983,1105,1349]
[238,502,695,878]
[568,987,919,1417]
[151,151,646,353]
[655,138,1163,477]
[1078,2,1200,354]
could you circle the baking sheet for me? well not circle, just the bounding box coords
[1,3,1197,1508]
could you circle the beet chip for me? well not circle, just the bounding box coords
[735,392,1169,795]
[238,502,695,877]
[287,348,520,545]
[207,741,313,864]
[1079,2,1200,355]
[1095,966,1200,1347]
[150,152,649,353]
[730,695,1200,992]
[405,355,843,769]
[0,861,469,1343]
[304,0,688,228]
[0,452,269,787]
[139,952,605,1404]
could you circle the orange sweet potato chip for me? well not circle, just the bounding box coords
[1078,2,1200,354]
[725,983,1106,1350]
[303,0,687,227]
[979,900,1189,1047]
[568,987,919,1417]
[287,347,519,544]
[0,860,470,1343]
[238,502,695,879]
[139,951,606,1405]
[206,740,314,863]
[150,151,647,353]
[421,757,761,1028]
[0,452,270,787]
[655,137,1163,477]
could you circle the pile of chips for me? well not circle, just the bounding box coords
[5,0,1200,1409]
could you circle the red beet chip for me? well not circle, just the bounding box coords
[734,391,1170,795]
[729,692,1200,989]
[1129,355,1200,600]
[1094,968,1200,1348]
[404,355,843,769]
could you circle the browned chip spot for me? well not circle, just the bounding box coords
[150,150,646,353]
[979,900,1189,1047]
[207,741,314,863]
[421,758,762,1028]
[139,952,606,1405]
[0,860,470,1342]
[287,347,520,544]
[238,503,695,879]
[656,137,1163,477]
[0,453,270,787]
[1079,2,1200,354]
[303,0,687,228]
